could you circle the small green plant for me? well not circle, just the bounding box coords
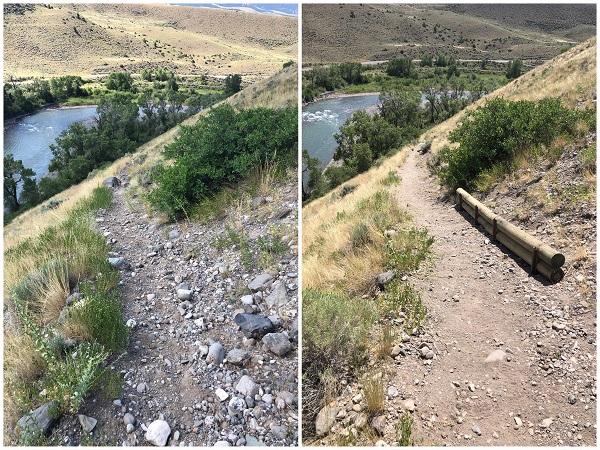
[580,144,596,173]
[396,412,414,446]
[350,222,372,249]
[386,228,434,274]
[381,170,401,186]
[380,282,427,332]
[257,227,288,268]
[362,374,385,416]
[99,369,123,400]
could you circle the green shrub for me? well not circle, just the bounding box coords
[303,289,377,375]
[386,228,434,274]
[149,104,297,218]
[68,285,128,352]
[439,98,580,190]
[350,222,372,249]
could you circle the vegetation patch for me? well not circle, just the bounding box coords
[4,187,127,443]
[302,289,377,437]
[438,97,594,191]
[148,104,297,219]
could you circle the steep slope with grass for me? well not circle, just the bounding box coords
[4,65,297,250]
[303,3,595,64]
[4,3,296,81]
[302,39,595,446]
[5,66,299,446]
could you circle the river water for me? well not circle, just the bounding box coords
[302,94,380,167]
[4,106,98,181]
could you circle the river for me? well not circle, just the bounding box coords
[302,94,380,168]
[4,106,98,181]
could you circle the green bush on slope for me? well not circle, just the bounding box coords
[439,97,585,190]
[149,104,298,218]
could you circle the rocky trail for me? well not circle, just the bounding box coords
[54,171,299,446]
[390,148,596,446]
[321,148,596,446]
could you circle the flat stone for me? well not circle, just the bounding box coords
[262,332,292,356]
[103,176,121,188]
[215,388,229,402]
[485,349,507,363]
[17,401,59,436]
[402,399,416,412]
[372,415,386,435]
[540,418,553,429]
[248,273,273,291]
[234,313,275,338]
[78,414,97,433]
[376,271,395,288]
[315,405,338,436]
[123,413,136,426]
[236,375,259,397]
[265,282,289,307]
[226,348,249,365]
[177,289,193,301]
[207,342,225,365]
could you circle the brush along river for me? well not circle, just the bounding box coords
[4,105,98,181]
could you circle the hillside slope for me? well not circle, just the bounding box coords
[4,65,297,249]
[303,39,595,446]
[3,3,296,81]
[302,3,595,64]
[5,65,299,446]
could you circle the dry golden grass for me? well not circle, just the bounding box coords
[303,150,410,293]
[3,332,46,430]
[4,66,297,251]
[4,3,296,80]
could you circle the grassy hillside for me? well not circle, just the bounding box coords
[302,3,595,64]
[3,65,298,250]
[4,3,296,81]
[302,38,595,440]
[304,38,595,249]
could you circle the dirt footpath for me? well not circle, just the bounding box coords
[383,148,596,445]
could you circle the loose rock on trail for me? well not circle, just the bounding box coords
[53,170,299,446]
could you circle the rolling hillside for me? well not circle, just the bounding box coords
[3,3,296,81]
[302,3,595,64]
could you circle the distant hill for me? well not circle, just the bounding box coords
[3,3,296,81]
[303,3,595,64]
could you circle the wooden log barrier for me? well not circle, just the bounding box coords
[456,188,565,283]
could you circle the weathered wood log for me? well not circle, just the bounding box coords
[456,188,565,283]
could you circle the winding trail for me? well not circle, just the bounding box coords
[57,171,299,446]
[381,148,596,445]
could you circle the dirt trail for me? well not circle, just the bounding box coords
[383,148,596,445]
[54,171,299,446]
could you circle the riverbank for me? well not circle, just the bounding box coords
[303,90,380,107]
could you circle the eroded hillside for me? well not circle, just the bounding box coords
[303,3,595,64]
